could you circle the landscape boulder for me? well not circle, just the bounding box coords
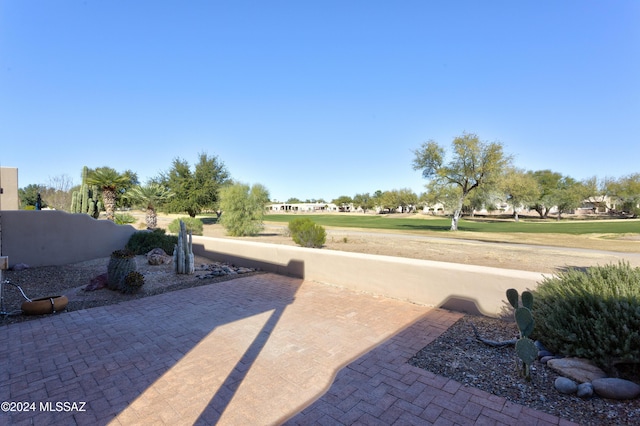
[554,377,578,395]
[146,248,172,265]
[547,358,607,383]
[592,378,640,400]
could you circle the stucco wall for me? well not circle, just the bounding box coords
[0,211,547,317]
[0,210,136,268]
[0,167,20,211]
[192,236,545,318]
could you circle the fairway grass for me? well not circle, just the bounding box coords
[264,213,640,253]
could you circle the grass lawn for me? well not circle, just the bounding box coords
[264,214,640,235]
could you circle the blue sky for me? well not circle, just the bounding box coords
[1,1,638,202]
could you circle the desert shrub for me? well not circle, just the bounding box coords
[289,218,326,248]
[167,217,203,235]
[532,262,640,373]
[218,183,270,236]
[288,218,314,235]
[115,213,137,225]
[126,229,178,255]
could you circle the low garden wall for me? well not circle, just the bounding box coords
[192,236,546,318]
[0,211,546,317]
[0,210,136,268]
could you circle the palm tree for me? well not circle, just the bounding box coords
[127,183,175,229]
[86,168,132,221]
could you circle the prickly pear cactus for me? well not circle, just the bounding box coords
[521,290,533,310]
[506,288,537,380]
[506,288,519,309]
[516,337,538,380]
[515,307,534,338]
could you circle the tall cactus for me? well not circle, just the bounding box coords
[507,288,538,380]
[174,220,195,274]
[70,167,100,218]
[81,184,89,214]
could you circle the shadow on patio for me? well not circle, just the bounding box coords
[1,259,437,425]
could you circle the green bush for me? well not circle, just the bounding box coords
[126,229,178,255]
[532,262,640,373]
[288,218,314,235]
[115,213,137,225]
[167,217,203,236]
[289,218,326,248]
[218,182,270,236]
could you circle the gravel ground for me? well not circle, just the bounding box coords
[409,315,640,426]
[0,256,261,327]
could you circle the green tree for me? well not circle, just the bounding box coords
[86,168,134,221]
[398,188,418,213]
[332,195,353,211]
[605,173,640,217]
[219,182,270,236]
[116,169,140,209]
[462,186,497,216]
[500,169,541,221]
[412,133,510,230]
[126,183,175,229]
[160,153,231,217]
[379,190,399,213]
[527,170,563,218]
[18,184,43,209]
[381,188,418,213]
[421,180,463,215]
[286,197,302,204]
[550,176,589,220]
[352,193,374,213]
[372,190,384,211]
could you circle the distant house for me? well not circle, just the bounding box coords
[579,195,615,214]
[268,202,339,212]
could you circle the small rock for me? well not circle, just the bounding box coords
[592,378,640,400]
[577,382,594,398]
[84,273,108,291]
[555,377,578,394]
[12,263,30,271]
[547,357,607,383]
[538,350,554,359]
[540,356,557,364]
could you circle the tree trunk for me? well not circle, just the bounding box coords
[451,209,461,231]
[451,197,464,231]
[103,189,116,222]
[146,207,157,229]
[514,210,519,222]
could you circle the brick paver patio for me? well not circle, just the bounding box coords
[0,273,577,425]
